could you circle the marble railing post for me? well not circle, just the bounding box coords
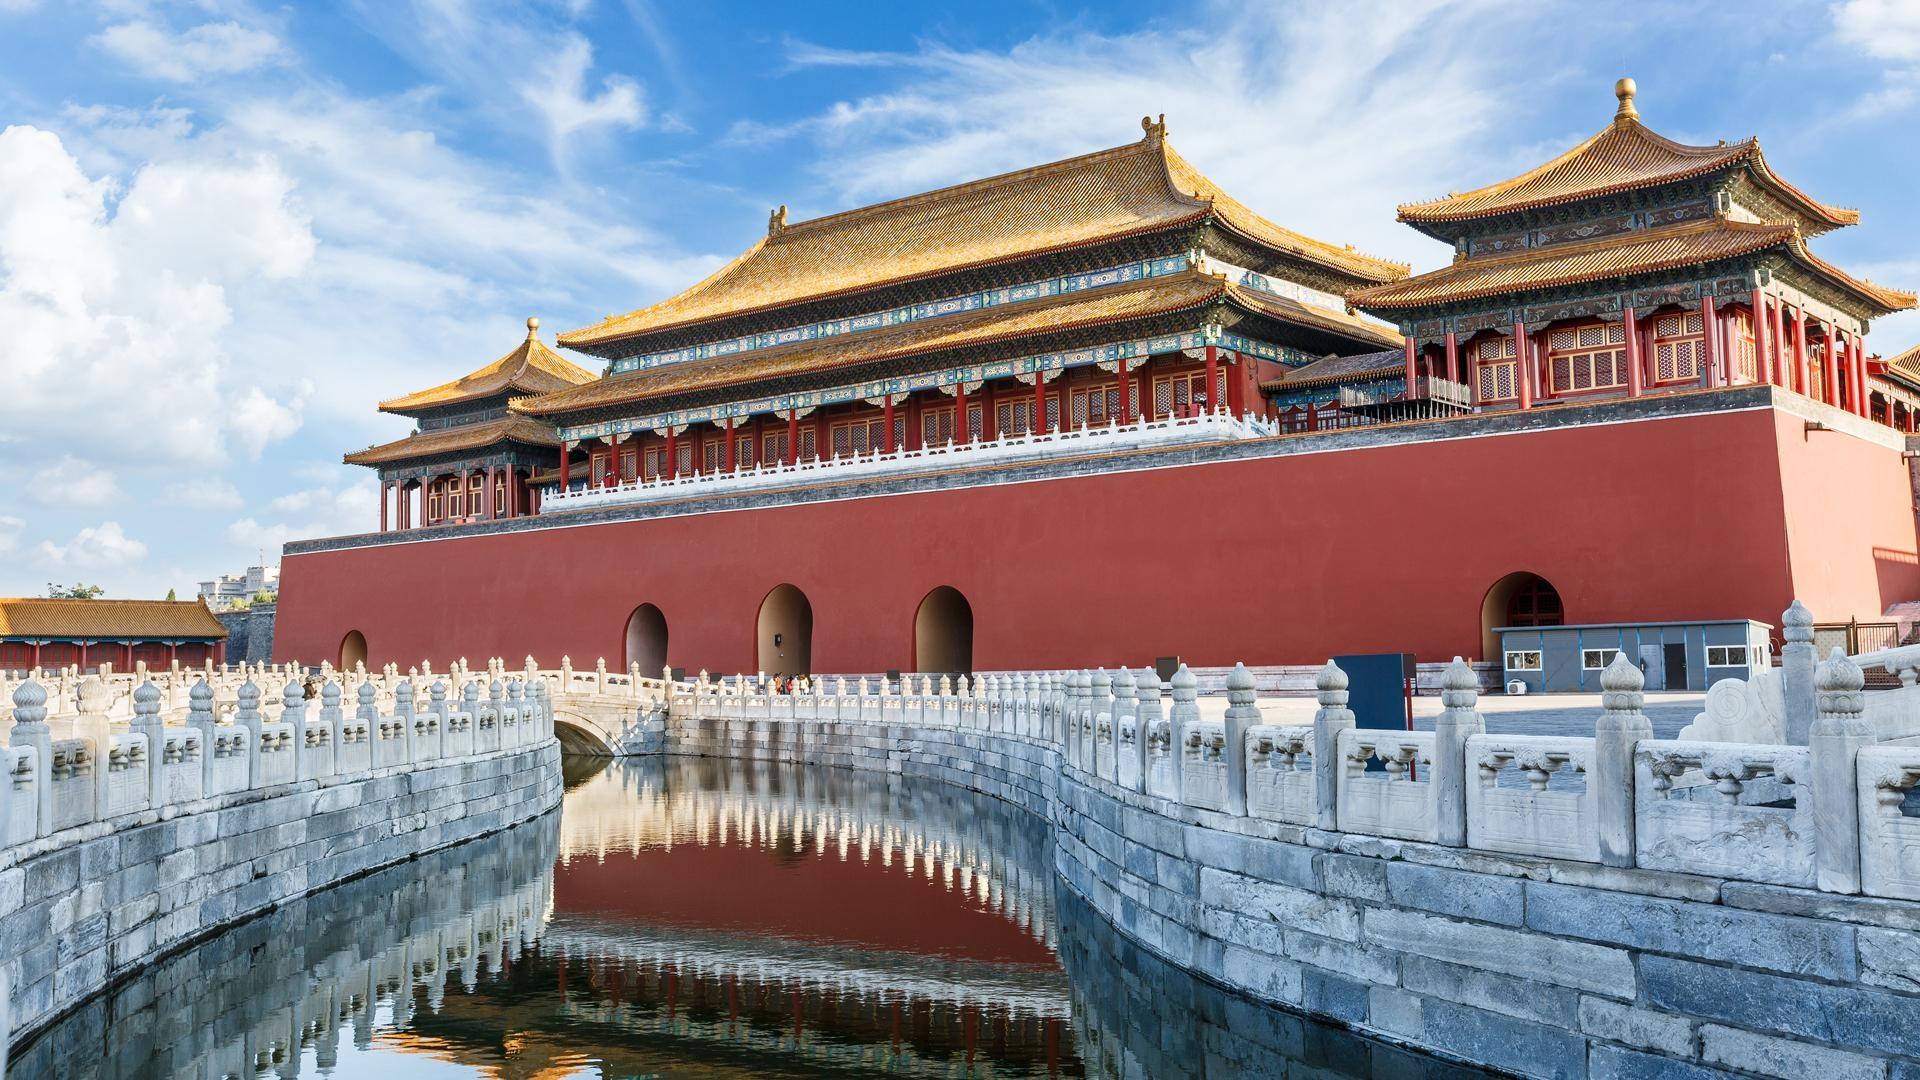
[1133,667,1160,793]
[1169,665,1198,804]
[74,678,118,819]
[322,679,345,749]
[505,682,525,745]
[1432,658,1484,846]
[1223,663,1258,816]
[1313,661,1354,831]
[394,679,418,761]
[11,679,51,837]
[427,680,450,757]
[234,679,264,787]
[1594,654,1651,866]
[1110,672,1136,782]
[130,680,167,805]
[1812,648,1872,893]
[186,680,219,792]
[283,679,308,780]
[1782,600,1817,746]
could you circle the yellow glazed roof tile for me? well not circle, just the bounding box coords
[379,319,596,415]
[344,415,563,466]
[0,599,228,639]
[558,124,1406,350]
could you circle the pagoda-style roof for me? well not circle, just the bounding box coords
[558,120,1406,352]
[343,415,562,467]
[1397,80,1858,237]
[1350,218,1916,315]
[1882,344,1920,391]
[0,598,227,640]
[1260,349,1404,392]
[379,318,595,416]
[522,268,1398,418]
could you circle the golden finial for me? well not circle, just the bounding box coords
[1141,114,1167,141]
[1614,77,1639,123]
[768,204,788,236]
[526,315,540,340]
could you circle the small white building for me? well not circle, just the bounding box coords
[196,564,279,609]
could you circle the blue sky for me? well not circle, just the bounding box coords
[0,0,1916,598]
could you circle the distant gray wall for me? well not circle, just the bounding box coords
[214,604,276,664]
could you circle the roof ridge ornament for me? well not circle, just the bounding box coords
[1614,77,1639,124]
[526,315,540,341]
[768,204,789,236]
[1141,113,1167,142]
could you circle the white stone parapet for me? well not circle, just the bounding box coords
[542,410,1274,512]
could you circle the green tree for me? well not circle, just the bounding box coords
[251,589,277,605]
[46,582,104,600]
[165,588,177,601]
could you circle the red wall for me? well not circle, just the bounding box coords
[277,406,1920,674]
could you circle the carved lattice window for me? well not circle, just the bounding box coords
[1070,385,1121,427]
[1475,337,1518,401]
[762,431,789,464]
[1546,322,1627,395]
[1652,312,1705,383]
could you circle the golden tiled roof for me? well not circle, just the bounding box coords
[1884,344,1920,387]
[558,124,1407,350]
[1260,349,1404,392]
[1230,288,1400,350]
[0,599,227,640]
[1351,218,1914,315]
[379,319,597,415]
[344,415,562,467]
[1398,82,1858,232]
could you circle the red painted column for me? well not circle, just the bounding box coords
[1033,371,1048,435]
[1792,307,1810,396]
[663,430,677,480]
[483,466,495,518]
[558,441,570,492]
[882,396,896,452]
[1624,308,1644,397]
[1823,322,1840,406]
[1403,337,1417,398]
[1751,289,1771,386]
[1227,353,1245,418]
[724,419,737,471]
[1444,331,1460,385]
[379,482,389,532]
[1854,333,1870,417]
[955,384,970,443]
[786,412,799,464]
[1514,321,1532,409]
[1699,299,1720,387]
[1771,298,1788,388]
[1203,346,1220,415]
[1120,363,1135,424]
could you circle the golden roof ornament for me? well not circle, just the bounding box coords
[768,204,789,236]
[1613,77,1639,124]
[1141,114,1167,142]
[526,315,540,340]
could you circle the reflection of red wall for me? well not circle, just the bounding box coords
[278,405,1920,672]
[553,843,1056,965]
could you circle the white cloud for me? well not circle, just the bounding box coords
[165,478,244,510]
[95,19,282,83]
[228,381,312,459]
[520,35,645,149]
[36,521,148,569]
[1835,0,1920,115]
[0,517,22,556]
[227,479,378,553]
[27,456,120,506]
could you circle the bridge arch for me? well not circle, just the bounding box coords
[756,583,813,677]
[623,603,669,675]
[1480,570,1564,661]
[339,630,368,671]
[913,586,973,675]
[552,708,617,757]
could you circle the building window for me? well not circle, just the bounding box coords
[921,404,979,445]
[1652,311,1706,383]
[1504,650,1542,672]
[618,448,637,481]
[735,434,756,468]
[676,442,694,474]
[1729,309,1757,383]
[1546,323,1627,395]
[1153,371,1211,417]
[996,396,1052,437]
[1070,384,1121,428]
[831,417,888,457]
[762,431,789,464]
[643,446,664,478]
[799,427,818,461]
[427,487,442,521]
[492,474,507,515]
[1706,645,1749,667]
[466,475,482,516]
[1475,337,1518,401]
[1581,648,1621,670]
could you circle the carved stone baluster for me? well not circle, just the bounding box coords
[1595,653,1650,866]
[1313,661,1354,831]
[1433,658,1483,847]
[1812,648,1871,893]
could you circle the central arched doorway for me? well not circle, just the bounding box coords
[339,630,368,671]
[756,583,813,676]
[1480,571,1564,660]
[623,603,669,676]
[913,586,973,675]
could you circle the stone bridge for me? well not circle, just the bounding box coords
[533,601,1920,1080]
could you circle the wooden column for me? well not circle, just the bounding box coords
[1855,334,1870,417]
[1227,353,1245,418]
[1823,322,1840,406]
[1771,297,1788,388]
[955,384,970,443]
[1514,321,1533,409]
[1793,307,1810,396]
[1624,308,1644,398]
[1444,331,1460,385]
[1751,289,1772,386]
[1403,338,1417,398]
[882,396,897,452]
[558,441,570,493]
[724,418,737,471]
[380,482,390,532]
[1699,299,1721,387]
[483,467,495,518]
[1119,362,1135,424]
[1033,371,1048,435]
[786,412,799,464]
[663,429,677,480]
[1203,346,1220,415]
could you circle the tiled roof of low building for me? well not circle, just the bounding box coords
[378,319,596,415]
[0,599,228,640]
[1350,218,1916,315]
[344,415,563,466]
[1259,349,1405,392]
[1397,80,1858,233]
[558,121,1406,350]
[523,268,1396,417]
[1882,344,1920,390]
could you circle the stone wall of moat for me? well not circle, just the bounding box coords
[665,695,1920,1080]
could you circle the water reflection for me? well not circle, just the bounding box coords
[20,757,1488,1078]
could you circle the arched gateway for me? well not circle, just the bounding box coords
[339,630,368,671]
[1480,571,1564,661]
[913,586,974,675]
[623,603,668,675]
[756,584,814,677]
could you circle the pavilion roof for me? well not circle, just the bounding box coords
[378,318,596,416]
[1349,218,1916,315]
[0,599,227,640]
[1883,343,1920,390]
[557,121,1407,351]
[521,268,1398,418]
[344,415,562,467]
[1260,349,1404,392]
[1396,81,1859,235]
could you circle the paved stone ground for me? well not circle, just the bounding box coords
[1198,691,1704,739]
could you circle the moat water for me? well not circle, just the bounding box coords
[18,758,1490,1078]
